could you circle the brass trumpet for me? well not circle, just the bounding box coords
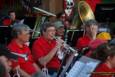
[54,36,78,55]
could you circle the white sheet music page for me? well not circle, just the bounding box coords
[77,62,99,77]
[66,56,100,77]
[66,61,85,77]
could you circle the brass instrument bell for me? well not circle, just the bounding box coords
[71,1,95,29]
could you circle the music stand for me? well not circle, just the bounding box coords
[66,29,84,47]
[0,26,12,45]
[95,3,115,23]
[66,56,100,77]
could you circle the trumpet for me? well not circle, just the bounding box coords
[54,36,78,56]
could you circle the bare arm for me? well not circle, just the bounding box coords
[38,39,63,66]
[14,66,31,77]
[38,45,59,66]
[33,63,41,71]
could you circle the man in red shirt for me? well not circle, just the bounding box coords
[32,22,63,76]
[8,24,42,77]
[8,10,18,25]
[76,20,106,56]
[76,20,98,50]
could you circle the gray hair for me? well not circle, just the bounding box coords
[11,24,31,38]
[40,22,55,34]
[84,19,98,27]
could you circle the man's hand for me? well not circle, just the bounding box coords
[56,37,64,49]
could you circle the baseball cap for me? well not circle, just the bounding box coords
[97,32,111,41]
[0,44,18,60]
[54,20,64,29]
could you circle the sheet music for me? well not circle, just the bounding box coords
[66,61,85,77]
[77,62,99,77]
[66,56,100,77]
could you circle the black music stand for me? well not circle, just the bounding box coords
[95,3,115,23]
[66,29,84,47]
[0,26,12,45]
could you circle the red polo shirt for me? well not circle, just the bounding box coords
[32,36,60,70]
[76,35,91,51]
[76,36,106,56]
[91,63,115,77]
[8,39,37,75]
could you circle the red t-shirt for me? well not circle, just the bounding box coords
[32,36,60,69]
[86,39,107,56]
[91,63,115,77]
[76,36,106,56]
[76,35,91,51]
[8,39,37,75]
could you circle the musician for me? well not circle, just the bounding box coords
[8,10,18,25]
[0,44,18,77]
[56,12,66,22]
[7,10,24,26]
[76,19,106,56]
[54,20,65,39]
[7,24,42,77]
[91,43,115,77]
[54,20,67,60]
[56,12,69,28]
[32,22,63,77]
